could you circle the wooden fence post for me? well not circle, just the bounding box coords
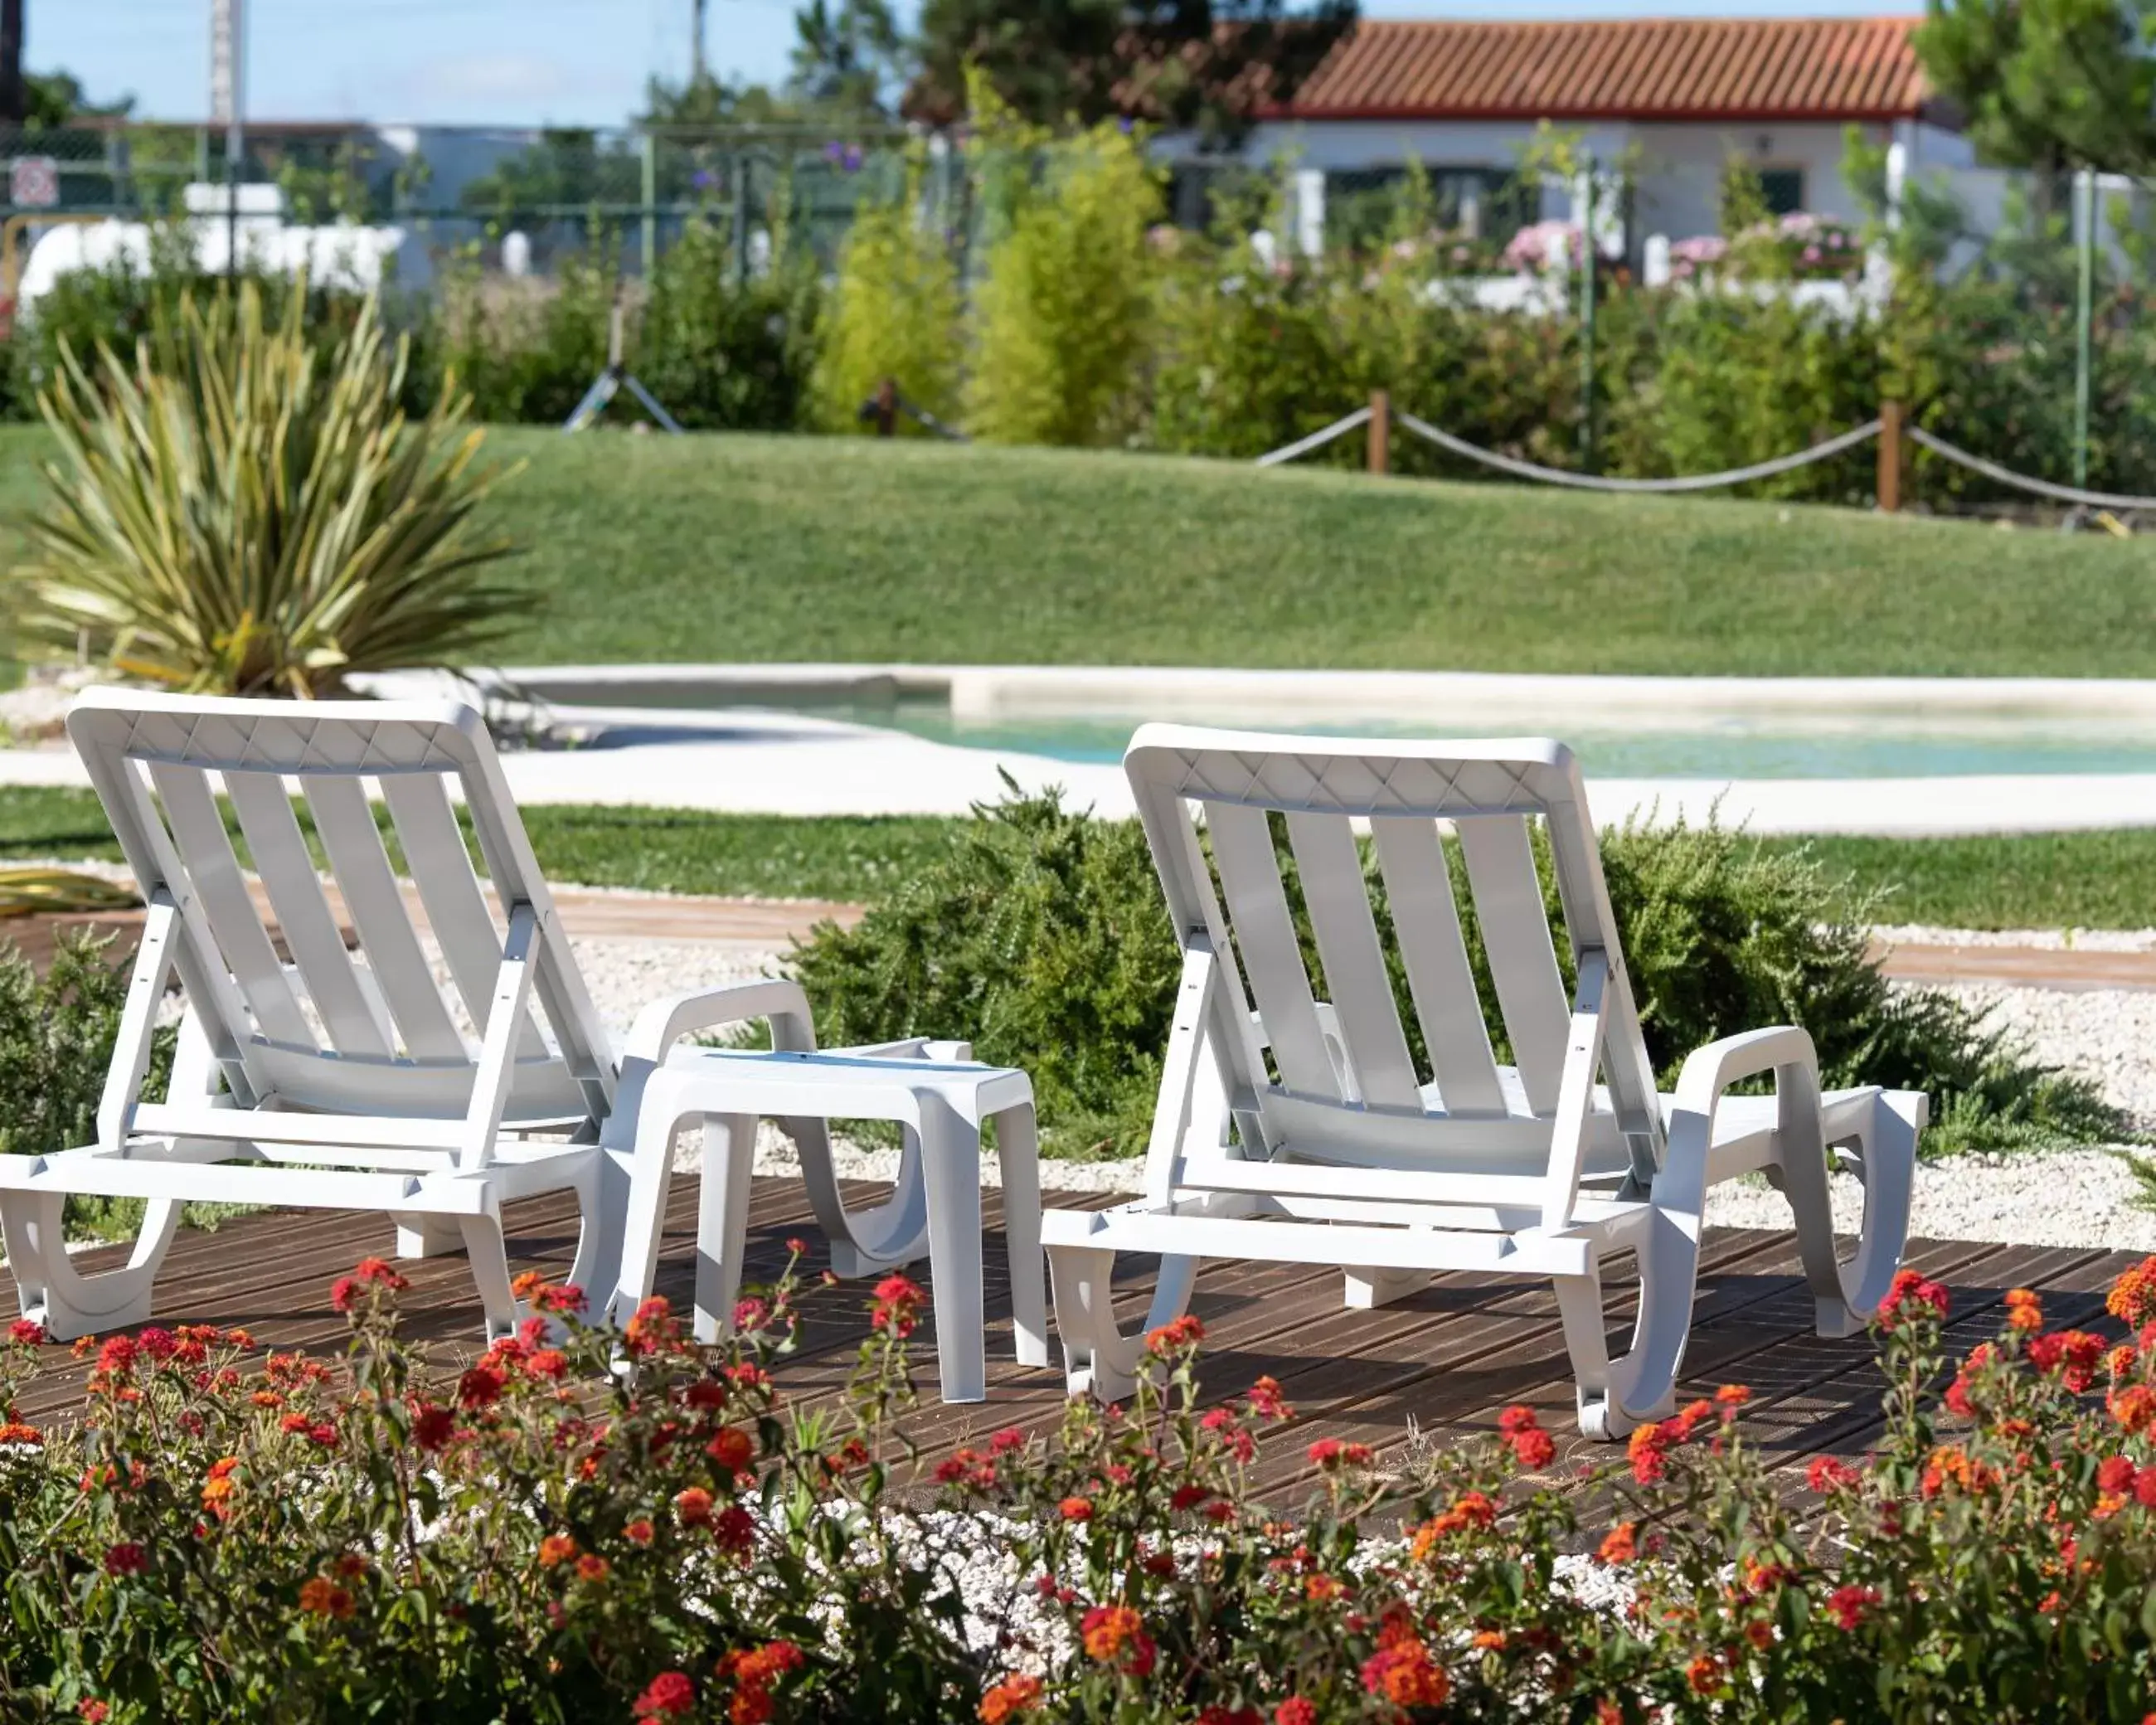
[1877,400,1903,513]
[874,377,898,438]
[1368,389,1390,476]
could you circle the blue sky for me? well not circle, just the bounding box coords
[46,0,1906,129]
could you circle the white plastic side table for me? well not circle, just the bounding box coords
[608,1035,1048,1405]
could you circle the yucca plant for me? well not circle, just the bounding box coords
[0,867,138,919]
[9,279,525,696]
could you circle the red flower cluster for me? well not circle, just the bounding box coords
[2109,1256,2156,1328]
[1306,1437,1374,1470]
[1145,1314,1205,1355]
[1806,1455,1862,1494]
[1825,1584,1880,1630]
[1246,1375,1292,1421]
[1361,1612,1450,1707]
[1498,1405,1556,1471]
[1877,1267,1950,1330]
[329,1256,410,1314]
[1625,1398,1718,1484]
[718,1639,804,1724]
[2027,1329,2106,1393]
[632,1672,697,1720]
[870,1274,925,1339]
[978,1673,1043,1722]
[1080,1604,1158,1677]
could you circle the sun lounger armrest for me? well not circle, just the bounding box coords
[1670,1026,1819,1121]
[623,980,819,1067]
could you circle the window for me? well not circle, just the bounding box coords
[1758,168,1805,216]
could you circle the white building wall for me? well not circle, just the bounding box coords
[1167,114,1974,244]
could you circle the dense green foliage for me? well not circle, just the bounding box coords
[808,179,965,435]
[790,791,2122,1158]
[967,108,1162,447]
[0,930,189,1239]
[793,789,1178,1154]
[10,122,2152,503]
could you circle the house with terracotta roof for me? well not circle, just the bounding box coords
[1169,14,1972,255]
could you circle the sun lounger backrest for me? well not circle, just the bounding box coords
[66,689,614,1131]
[1124,726,1664,1179]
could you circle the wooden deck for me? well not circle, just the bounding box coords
[2,1176,2135,1494]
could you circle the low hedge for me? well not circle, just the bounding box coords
[791,790,2122,1159]
[2,1249,2156,1718]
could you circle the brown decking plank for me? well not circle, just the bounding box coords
[1229,1229,1814,1488]
[1244,1234,2021,1498]
[1759,1245,2131,1470]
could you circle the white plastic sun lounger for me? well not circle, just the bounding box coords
[0,689,970,1345]
[1041,727,1922,1439]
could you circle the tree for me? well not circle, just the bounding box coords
[905,0,1356,145]
[789,0,906,119]
[1916,0,2156,175]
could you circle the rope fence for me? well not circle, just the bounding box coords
[1393,412,1882,494]
[1255,393,2156,518]
[1905,427,2156,513]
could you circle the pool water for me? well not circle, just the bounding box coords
[799,705,2156,780]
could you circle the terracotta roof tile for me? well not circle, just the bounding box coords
[1280,16,1930,122]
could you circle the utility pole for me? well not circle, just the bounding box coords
[211,0,245,275]
[0,0,24,126]
[692,0,707,83]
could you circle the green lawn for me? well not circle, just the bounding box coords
[6,425,2156,674]
[5,785,2154,929]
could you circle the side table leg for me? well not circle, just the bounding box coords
[695,1114,758,1345]
[919,1095,986,1402]
[993,1103,1050,1368]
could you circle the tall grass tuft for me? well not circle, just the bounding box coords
[8,278,523,697]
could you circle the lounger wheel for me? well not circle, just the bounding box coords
[0,1193,182,1341]
[1047,1246,1199,1402]
[1779,1091,1920,1340]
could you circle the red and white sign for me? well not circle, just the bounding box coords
[8,156,60,209]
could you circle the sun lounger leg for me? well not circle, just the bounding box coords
[1343,1266,1430,1310]
[0,1192,180,1341]
[458,1208,522,1343]
[1800,1093,1918,1339]
[993,1102,1050,1368]
[1047,1241,1147,1402]
[920,1096,987,1402]
[692,1115,756,1345]
[392,1213,463,1258]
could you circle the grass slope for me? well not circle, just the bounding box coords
[469,430,2156,675]
[5,785,2154,929]
[7,425,2156,675]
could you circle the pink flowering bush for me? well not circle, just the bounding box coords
[7,1250,2156,1719]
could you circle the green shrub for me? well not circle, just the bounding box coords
[789,790,2120,1159]
[791,787,1177,1156]
[810,169,965,436]
[0,929,182,1240]
[638,220,822,432]
[9,279,523,696]
[423,240,619,427]
[966,104,1163,446]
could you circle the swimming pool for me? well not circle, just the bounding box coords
[781,702,2156,780]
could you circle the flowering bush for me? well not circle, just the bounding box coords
[1501,219,1584,275]
[9,1248,2156,1718]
